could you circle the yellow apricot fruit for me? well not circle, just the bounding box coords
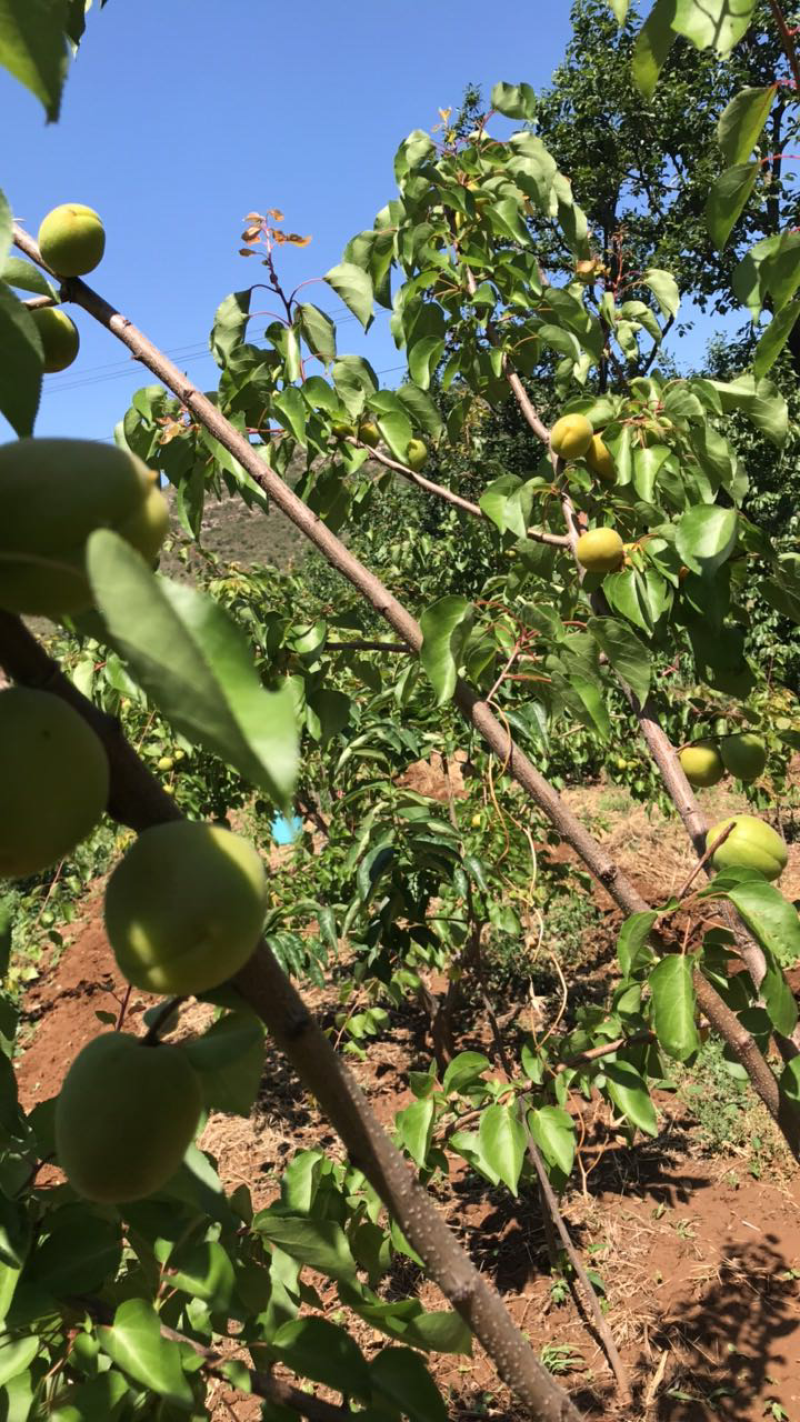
[679,741,725,789]
[585,433,616,484]
[105,821,267,995]
[707,815,787,881]
[0,439,169,617]
[471,813,482,828]
[550,413,593,461]
[30,307,80,373]
[55,1033,202,1203]
[157,756,174,772]
[719,733,767,783]
[0,688,109,878]
[406,439,428,472]
[38,203,105,277]
[575,528,624,574]
[331,422,355,440]
[358,420,381,448]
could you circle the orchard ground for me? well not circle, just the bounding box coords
[12,766,800,1422]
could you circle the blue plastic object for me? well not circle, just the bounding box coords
[271,812,303,845]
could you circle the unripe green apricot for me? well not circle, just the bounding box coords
[708,814,787,881]
[55,1033,202,1203]
[406,438,428,472]
[0,688,109,879]
[38,203,105,277]
[550,413,593,461]
[359,420,381,448]
[331,422,355,441]
[575,527,624,574]
[30,307,80,373]
[585,433,616,484]
[720,733,767,783]
[679,741,725,788]
[0,439,169,617]
[105,821,267,995]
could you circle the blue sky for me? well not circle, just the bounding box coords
[2,0,733,445]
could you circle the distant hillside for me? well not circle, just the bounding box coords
[161,484,307,581]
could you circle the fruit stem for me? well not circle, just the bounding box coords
[142,996,185,1046]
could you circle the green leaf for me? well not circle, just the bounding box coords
[478,1103,526,1195]
[369,1347,447,1422]
[632,0,678,100]
[183,1013,265,1117]
[648,957,700,1061]
[209,289,251,368]
[87,531,299,806]
[529,1106,575,1176]
[323,262,373,331]
[331,354,378,417]
[297,303,336,364]
[642,268,680,319]
[170,1240,235,1312]
[0,0,69,122]
[30,1206,119,1294]
[401,1310,473,1355]
[479,475,534,540]
[396,1097,434,1169]
[1,255,59,300]
[588,617,651,705]
[718,85,776,165]
[98,1299,193,1408]
[272,1317,370,1399]
[608,0,630,21]
[706,162,758,250]
[705,373,787,445]
[254,1214,357,1282]
[490,81,536,119]
[729,878,800,974]
[0,1336,38,1389]
[419,595,473,705]
[442,1052,491,1095]
[753,302,800,380]
[779,1058,800,1112]
[0,281,42,435]
[672,0,758,53]
[603,1060,658,1135]
[676,505,738,577]
[617,910,658,977]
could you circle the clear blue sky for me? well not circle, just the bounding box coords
[2,0,730,445]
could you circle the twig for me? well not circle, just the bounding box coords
[361,441,569,547]
[23,295,57,310]
[675,824,733,901]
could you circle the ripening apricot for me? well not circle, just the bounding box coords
[105,821,267,995]
[585,433,616,484]
[359,420,381,448]
[30,307,80,373]
[55,1033,202,1203]
[406,439,428,471]
[708,815,787,881]
[37,204,105,277]
[550,413,593,461]
[575,527,624,574]
[719,733,767,783]
[0,439,169,617]
[679,741,725,789]
[0,688,109,878]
